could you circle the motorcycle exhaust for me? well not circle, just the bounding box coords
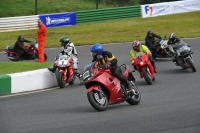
[7,56,16,60]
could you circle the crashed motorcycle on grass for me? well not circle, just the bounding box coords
[4,41,47,61]
[54,55,76,88]
[130,52,155,85]
[82,61,141,111]
[173,41,196,72]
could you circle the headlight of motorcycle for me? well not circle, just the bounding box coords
[140,62,144,65]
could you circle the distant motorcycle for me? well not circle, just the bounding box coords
[130,52,155,85]
[55,55,76,88]
[173,41,196,72]
[4,41,47,61]
[82,62,141,111]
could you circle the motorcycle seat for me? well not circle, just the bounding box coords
[8,47,16,51]
[7,47,21,53]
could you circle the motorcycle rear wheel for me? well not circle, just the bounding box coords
[142,69,152,85]
[186,58,196,72]
[57,72,66,88]
[87,90,108,111]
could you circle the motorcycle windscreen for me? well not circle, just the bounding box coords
[83,64,93,82]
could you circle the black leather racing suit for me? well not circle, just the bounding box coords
[167,38,181,55]
[13,36,31,56]
[145,33,162,56]
[92,51,132,90]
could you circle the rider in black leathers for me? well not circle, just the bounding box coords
[13,35,31,58]
[145,30,162,57]
[91,43,133,94]
[167,33,182,62]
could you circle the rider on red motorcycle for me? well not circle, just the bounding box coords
[48,36,82,82]
[91,43,132,93]
[130,40,157,73]
[13,35,31,58]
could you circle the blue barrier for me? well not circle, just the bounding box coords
[39,12,76,28]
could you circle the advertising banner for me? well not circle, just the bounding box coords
[141,0,200,18]
[39,12,76,28]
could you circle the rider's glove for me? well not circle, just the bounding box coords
[102,62,111,69]
[97,55,103,60]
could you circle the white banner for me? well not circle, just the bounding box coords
[141,0,200,18]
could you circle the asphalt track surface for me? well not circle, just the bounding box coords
[0,38,200,133]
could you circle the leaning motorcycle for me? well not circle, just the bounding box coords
[4,41,47,61]
[55,55,76,88]
[150,37,172,59]
[173,41,196,72]
[130,52,155,85]
[82,62,141,111]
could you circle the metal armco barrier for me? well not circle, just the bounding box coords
[76,6,141,24]
[0,15,39,32]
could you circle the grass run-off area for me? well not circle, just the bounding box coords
[0,11,200,51]
[0,0,115,18]
[0,11,200,75]
[0,62,53,75]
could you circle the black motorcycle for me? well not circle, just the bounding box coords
[173,41,196,72]
[149,37,172,60]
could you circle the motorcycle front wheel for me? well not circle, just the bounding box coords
[142,69,152,85]
[87,90,108,111]
[57,72,66,88]
[126,84,141,105]
[186,58,196,72]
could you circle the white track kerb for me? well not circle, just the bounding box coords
[8,69,57,94]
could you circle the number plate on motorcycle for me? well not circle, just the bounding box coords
[83,70,90,79]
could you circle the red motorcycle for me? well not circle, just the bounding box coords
[82,62,141,111]
[4,41,47,61]
[130,52,155,85]
[55,55,75,88]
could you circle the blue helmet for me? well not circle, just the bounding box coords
[90,43,104,58]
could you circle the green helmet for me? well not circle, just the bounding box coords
[59,37,69,46]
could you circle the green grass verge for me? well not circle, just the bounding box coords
[0,11,200,52]
[0,62,52,75]
[0,0,115,18]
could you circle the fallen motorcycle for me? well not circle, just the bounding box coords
[130,52,155,85]
[82,62,141,111]
[4,41,47,61]
[173,41,196,72]
[55,55,76,88]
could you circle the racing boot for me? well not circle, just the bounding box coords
[151,59,158,73]
[125,81,133,94]
[74,69,84,85]
[153,65,158,73]
[48,65,56,73]
[172,53,177,62]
